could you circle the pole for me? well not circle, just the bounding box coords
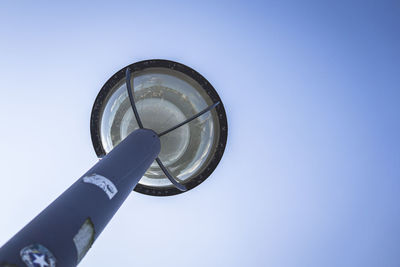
[0,128,160,267]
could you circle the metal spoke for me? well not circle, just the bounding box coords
[125,67,212,191]
[156,158,187,191]
[158,101,220,137]
[126,68,144,129]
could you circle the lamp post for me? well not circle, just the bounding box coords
[0,60,228,267]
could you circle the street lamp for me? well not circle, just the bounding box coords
[0,59,228,267]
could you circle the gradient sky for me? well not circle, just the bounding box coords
[0,1,399,266]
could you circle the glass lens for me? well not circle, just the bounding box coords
[99,68,220,188]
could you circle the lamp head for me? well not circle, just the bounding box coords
[90,60,227,196]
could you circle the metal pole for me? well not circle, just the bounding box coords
[0,129,160,267]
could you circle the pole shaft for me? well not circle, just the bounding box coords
[0,129,160,267]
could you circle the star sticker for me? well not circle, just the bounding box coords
[33,254,49,267]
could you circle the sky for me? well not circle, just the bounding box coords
[0,0,399,266]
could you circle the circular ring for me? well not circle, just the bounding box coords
[90,59,228,196]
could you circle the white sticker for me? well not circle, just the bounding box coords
[83,173,118,200]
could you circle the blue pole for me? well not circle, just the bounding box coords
[0,129,160,267]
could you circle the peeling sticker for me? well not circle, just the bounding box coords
[20,244,56,267]
[83,173,118,199]
[73,218,95,264]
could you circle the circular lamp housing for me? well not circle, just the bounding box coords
[90,59,227,196]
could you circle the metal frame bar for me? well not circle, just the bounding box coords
[158,101,220,137]
[126,68,144,129]
[125,69,219,192]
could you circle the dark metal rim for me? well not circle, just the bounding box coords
[90,59,228,196]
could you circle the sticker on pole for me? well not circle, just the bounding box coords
[73,218,95,264]
[83,173,118,200]
[20,244,56,267]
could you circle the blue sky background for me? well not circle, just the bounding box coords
[0,1,399,266]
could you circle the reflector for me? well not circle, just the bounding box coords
[91,60,227,196]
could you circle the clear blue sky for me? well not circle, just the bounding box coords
[0,1,399,266]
